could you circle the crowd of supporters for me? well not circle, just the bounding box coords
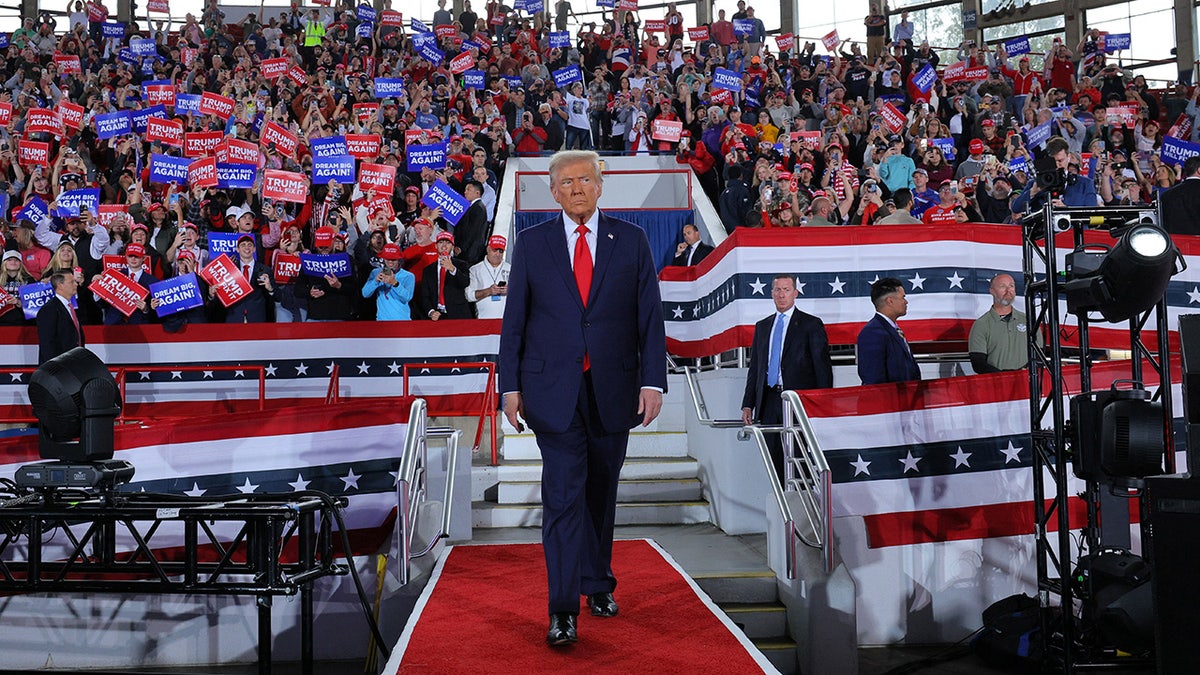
[0,1,1193,329]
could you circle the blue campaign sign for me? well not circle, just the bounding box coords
[94,110,132,139]
[406,142,447,170]
[1009,156,1030,175]
[56,188,101,217]
[150,153,191,184]
[19,282,55,320]
[744,88,760,108]
[310,135,349,159]
[356,22,373,39]
[300,253,354,278]
[130,37,156,56]
[131,104,168,134]
[712,68,743,93]
[504,75,524,89]
[913,63,937,93]
[149,273,204,316]
[1004,36,1031,56]
[420,179,470,226]
[596,0,614,7]
[0,194,8,224]
[549,31,570,49]
[463,70,485,89]
[373,78,406,97]
[216,163,257,189]
[313,155,356,184]
[417,42,445,65]
[411,18,431,33]
[141,59,156,75]
[206,232,245,258]
[412,31,436,49]
[931,137,956,161]
[733,19,753,36]
[16,196,49,225]
[174,93,200,113]
[526,0,545,15]
[0,34,8,49]
[356,4,377,22]
[1024,120,1053,148]
[118,48,138,65]
[102,22,125,39]
[141,78,170,98]
[1161,135,1200,167]
[1106,33,1131,51]
[514,0,528,9]
[552,65,583,88]
[463,39,484,51]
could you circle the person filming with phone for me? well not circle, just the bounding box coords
[466,235,510,319]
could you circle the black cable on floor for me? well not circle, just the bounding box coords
[879,627,986,675]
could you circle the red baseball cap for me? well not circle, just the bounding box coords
[436,231,454,243]
[177,249,196,262]
[125,243,145,258]
[969,138,986,154]
[380,243,402,260]
[314,226,335,247]
[488,235,506,250]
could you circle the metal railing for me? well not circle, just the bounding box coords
[401,361,498,464]
[396,398,461,588]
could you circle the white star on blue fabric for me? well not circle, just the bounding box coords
[950,446,973,468]
[850,454,871,476]
[796,281,806,295]
[340,468,361,490]
[388,362,402,374]
[749,278,766,295]
[357,362,371,374]
[672,306,684,319]
[265,364,277,377]
[184,482,206,497]
[295,363,308,375]
[9,373,21,383]
[170,371,182,379]
[829,276,846,294]
[236,477,258,494]
[288,473,311,491]
[1189,287,1200,304]
[899,450,922,473]
[1000,441,1023,464]
[909,273,926,290]
[947,272,965,289]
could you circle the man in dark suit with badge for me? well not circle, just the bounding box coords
[37,270,84,365]
[857,277,922,385]
[500,150,667,647]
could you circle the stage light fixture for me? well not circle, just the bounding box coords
[1071,385,1165,488]
[1063,223,1182,323]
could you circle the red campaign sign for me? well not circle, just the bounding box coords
[0,288,14,317]
[775,33,795,52]
[822,30,840,52]
[791,130,821,150]
[0,102,12,126]
[1168,113,1193,140]
[285,65,308,86]
[346,134,382,159]
[358,163,396,194]
[184,131,223,158]
[1079,152,1092,178]
[86,2,106,23]
[1106,103,1139,128]
[199,92,235,120]
[26,108,63,136]
[365,194,393,219]
[473,32,492,51]
[489,15,504,25]
[313,0,330,5]
[353,103,379,125]
[17,139,49,166]
[273,253,302,284]
[617,0,638,11]
[449,51,474,74]
[260,58,289,79]
[644,19,665,33]
[405,128,442,145]
[381,10,404,27]
[102,255,125,272]
[879,101,907,135]
[364,56,376,77]
[199,254,253,308]
[92,269,148,318]
[181,48,197,68]
[943,61,988,83]
[58,102,85,130]
[145,84,175,107]
[146,116,183,147]
[216,138,259,165]
[435,24,457,39]
[147,0,169,13]
[688,27,709,41]
[98,205,128,229]
[260,121,298,156]
[651,118,683,143]
[710,88,733,105]
[262,169,308,203]
[187,157,218,188]
[53,53,82,75]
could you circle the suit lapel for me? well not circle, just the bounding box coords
[782,310,804,358]
[589,211,617,302]
[546,214,585,311]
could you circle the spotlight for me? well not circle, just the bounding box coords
[1063,223,1183,323]
[1072,549,1155,654]
[1070,384,1165,488]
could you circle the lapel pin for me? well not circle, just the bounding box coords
[607,233,614,239]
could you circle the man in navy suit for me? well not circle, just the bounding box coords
[857,277,921,385]
[500,150,667,647]
[36,270,84,365]
[741,274,833,483]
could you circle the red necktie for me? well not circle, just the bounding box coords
[574,224,592,371]
[243,264,252,281]
[438,266,446,308]
[68,303,80,344]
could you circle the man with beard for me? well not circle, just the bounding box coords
[968,274,1028,373]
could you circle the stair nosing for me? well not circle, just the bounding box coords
[474,500,710,509]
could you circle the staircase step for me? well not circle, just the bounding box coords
[719,602,788,639]
[690,570,778,604]
[502,431,690,461]
[496,457,699,482]
[752,637,798,675]
[471,500,711,528]
[498,478,704,505]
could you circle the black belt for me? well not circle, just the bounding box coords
[765,384,783,392]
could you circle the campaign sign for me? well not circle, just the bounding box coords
[16,196,50,225]
[1024,119,1053,147]
[359,163,397,194]
[285,65,308,86]
[688,26,709,42]
[931,137,957,161]
[821,29,840,52]
[1106,103,1138,128]
[0,102,11,126]
[184,130,223,157]
[944,62,989,83]
[262,169,308,203]
[651,119,683,142]
[149,273,203,316]
[549,31,570,48]
[313,155,356,184]
[642,19,664,33]
[1008,156,1030,175]
[357,4,377,22]
[407,142,448,170]
[346,134,382,159]
[879,101,907,135]
[53,53,82,75]
[26,108,63,136]
[181,47,197,68]
[712,68,743,93]
[1004,36,1031,56]
[435,24,456,39]
[130,105,168,134]
[260,121,299,156]
[310,135,348,159]
[144,83,175,107]
[173,92,201,114]
[1168,113,1193,140]
[300,253,354,279]
[216,138,259,165]
[709,88,734,106]
[373,78,406,98]
[19,282,58,320]
[147,0,169,11]
[17,139,50,166]
[98,204,128,228]
[58,102,85,131]
[1161,135,1200,167]
[353,103,380,126]
[449,52,474,74]
[356,22,373,39]
[102,21,125,38]
[149,153,190,185]
[57,188,101,217]
[130,38,156,56]
[775,33,795,52]
[790,130,821,150]
[1106,33,1131,51]
[733,19,753,36]
[100,255,125,273]
[199,92,235,120]
[146,116,183,146]
[117,48,138,65]
[595,0,614,8]
[420,179,469,226]
[273,253,302,285]
[417,42,445,66]
[199,254,253,308]
[552,65,583,88]
[411,18,431,33]
[463,70,485,89]
[381,10,404,27]
[261,57,288,79]
[526,0,545,12]
[913,63,937,94]
[92,269,148,318]
[504,75,524,89]
[188,157,218,188]
[217,164,256,190]
[412,31,436,50]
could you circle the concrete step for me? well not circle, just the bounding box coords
[497,478,704,505]
[753,637,799,675]
[719,602,788,640]
[471,500,711,528]
[690,570,779,605]
[496,457,700,483]
[501,430,690,461]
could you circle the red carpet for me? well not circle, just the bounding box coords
[388,539,777,674]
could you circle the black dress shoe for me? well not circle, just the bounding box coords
[546,612,577,646]
[587,592,618,617]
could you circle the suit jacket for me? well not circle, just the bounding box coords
[671,241,714,267]
[36,296,84,365]
[100,268,159,325]
[499,212,668,435]
[420,257,474,319]
[454,200,490,267]
[741,308,833,415]
[226,260,277,323]
[856,314,921,385]
[1161,178,1200,237]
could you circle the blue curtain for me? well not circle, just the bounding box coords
[512,210,694,270]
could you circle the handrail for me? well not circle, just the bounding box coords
[401,361,498,465]
[666,354,743,429]
[395,399,461,587]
